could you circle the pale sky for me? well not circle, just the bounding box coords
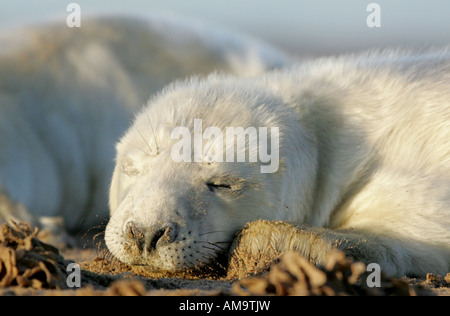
[1,0,449,55]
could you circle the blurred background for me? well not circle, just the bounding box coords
[0,0,449,235]
[1,0,449,57]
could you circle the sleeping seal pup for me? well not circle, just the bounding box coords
[106,48,450,277]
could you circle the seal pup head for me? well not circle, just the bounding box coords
[105,75,316,271]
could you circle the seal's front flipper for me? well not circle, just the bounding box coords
[227,220,331,278]
[227,219,435,278]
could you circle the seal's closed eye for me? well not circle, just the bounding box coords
[207,182,231,192]
[206,175,246,194]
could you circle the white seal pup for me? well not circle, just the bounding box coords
[0,15,288,233]
[106,48,450,277]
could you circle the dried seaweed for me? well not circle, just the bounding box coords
[232,250,416,296]
[0,221,71,289]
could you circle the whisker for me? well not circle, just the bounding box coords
[197,249,216,261]
[198,230,229,236]
[146,112,159,155]
[194,241,228,252]
[202,245,220,252]
[134,127,153,156]
[206,242,228,252]
[122,137,151,156]
[195,247,228,276]
[81,221,108,249]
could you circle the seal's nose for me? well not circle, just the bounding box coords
[146,223,178,252]
[124,221,178,253]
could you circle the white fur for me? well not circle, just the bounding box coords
[0,16,288,232]
[106,48,450,276]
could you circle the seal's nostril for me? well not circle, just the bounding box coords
[148,228,166,251]
[124,221,180,254]
[124,221,145,252]
[125,222,135,239]
[146,223,178,252]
